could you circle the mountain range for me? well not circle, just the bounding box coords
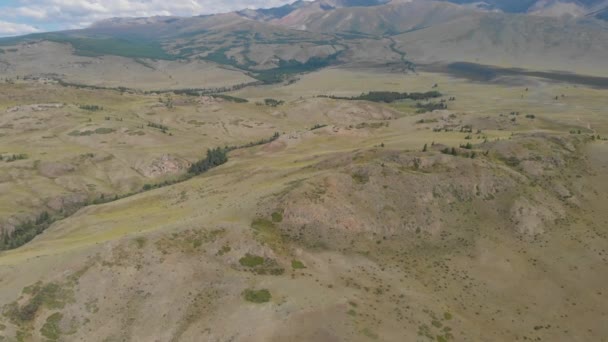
[445,0,608,17]
[1,0,607,88]
[242,0,608,21]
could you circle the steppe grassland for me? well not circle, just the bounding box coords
[0,67,607,341]
[0,82,307,219]
[233,66,608,140]
[2,66,606,255]
[0,41,255,90]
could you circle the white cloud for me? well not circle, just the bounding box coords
[14,6,49,20]
[0,20,40,36]
[0,0,301,34]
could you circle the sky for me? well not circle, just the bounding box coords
[0,0,299,37]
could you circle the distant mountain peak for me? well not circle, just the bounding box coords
[237,0,391,21]
[437,0,608,18]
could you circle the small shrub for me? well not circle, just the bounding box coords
[264,98,284,107]
[271,211,283,223]
[351,172,369,184]
[268,268,285,276]
[243,289,271,303]
[79,104,102,111]
[134,237,146,249]
[361,327,379,339]
[40,312,63,340]
[217,244,231,256]
[239,254,264,267]
[291,260,306,269]
[147,122,169,132]
[250,218,285,253]
[504,156,520,167]
[94,128,115,134]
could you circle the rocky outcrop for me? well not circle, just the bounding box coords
[136,154,191,178]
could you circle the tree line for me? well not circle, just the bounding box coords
[0,154,28,162]
[54,76,260,98]
[147,122,169,133]
[320,91,443,103]
[0,212,52,250]
[188,147,229,175]
[79,104,103,111]
[415,102,447,113]
[0,132,281,251]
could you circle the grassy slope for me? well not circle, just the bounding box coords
[0,33,171,60]
[393,13,608,76]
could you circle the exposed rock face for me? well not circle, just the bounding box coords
[46,193,89,212]
[137,154,191,178]
[273,134,584,251]
[38,162,76,178]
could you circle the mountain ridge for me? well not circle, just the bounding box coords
[1,0,607,87]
